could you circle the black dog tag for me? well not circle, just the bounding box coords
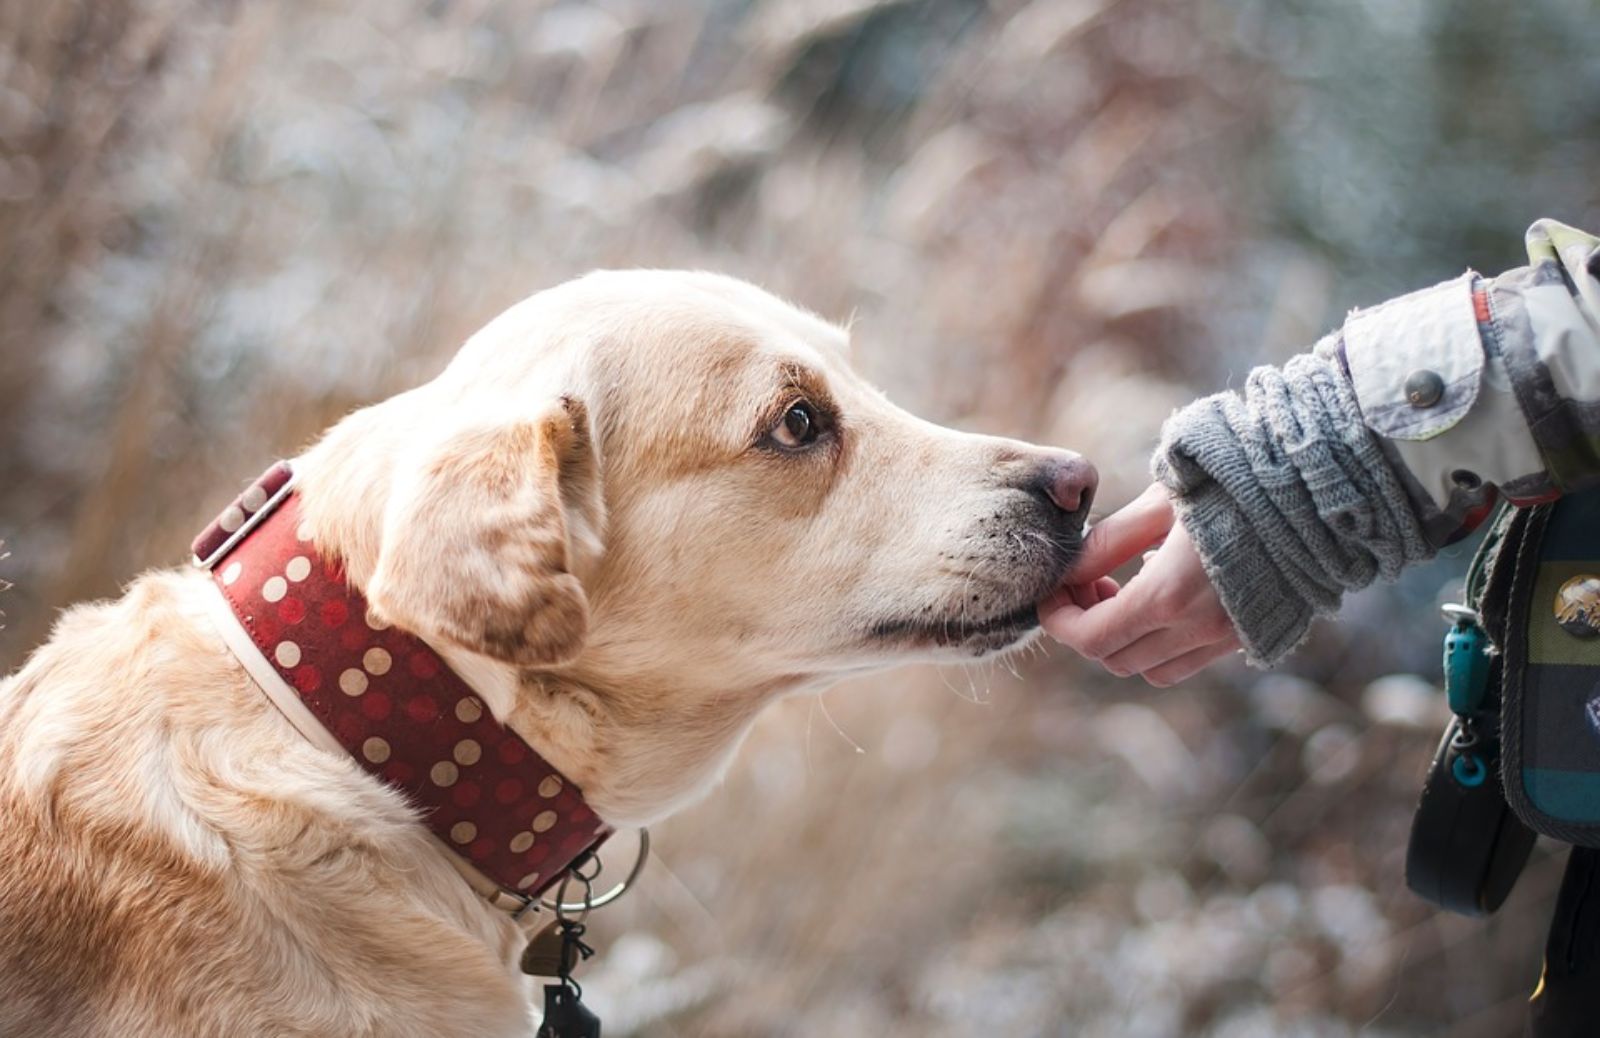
[538,984,600,1038]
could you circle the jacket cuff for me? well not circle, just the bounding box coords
[1343,272,1482,442]
[1338,270,1547,518]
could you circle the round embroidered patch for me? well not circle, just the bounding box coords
[1556,575,1600,638]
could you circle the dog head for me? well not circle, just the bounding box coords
[298,271,1094,820]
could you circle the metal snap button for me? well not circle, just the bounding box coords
[1405,369,1446,408]
[1555,574,1600,638]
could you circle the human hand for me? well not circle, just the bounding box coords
[1039,483,1241,686]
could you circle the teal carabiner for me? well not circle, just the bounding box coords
[1441,604,1493,717]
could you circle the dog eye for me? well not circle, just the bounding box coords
[771,401,820,449]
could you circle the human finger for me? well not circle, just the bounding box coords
[1039,580,1160,660]
[1099,624,1210,678]
[1066,483,1175,584]
[1141,639,1240,688]
[1041,576,1114,614]
[1059,576,1121,610]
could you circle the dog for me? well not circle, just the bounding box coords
[0,270,1096,1037]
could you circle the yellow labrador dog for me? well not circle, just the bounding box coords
[0,271,1095,1037]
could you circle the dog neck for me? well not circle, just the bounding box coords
[513,667,798,827]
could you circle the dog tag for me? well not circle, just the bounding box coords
[520,922,569,977]
[538,984,601,1038]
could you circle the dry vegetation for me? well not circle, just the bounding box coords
[2,1,1597,1035]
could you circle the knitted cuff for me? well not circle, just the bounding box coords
[1153,349,1435,666]
[1166,480,1317,666]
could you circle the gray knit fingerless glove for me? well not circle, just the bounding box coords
[1152,344,1436,665]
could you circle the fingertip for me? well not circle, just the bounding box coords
[1038,600,1083,641]
[1067,487,1176,582]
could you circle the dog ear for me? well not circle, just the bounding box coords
[365,397,601,668]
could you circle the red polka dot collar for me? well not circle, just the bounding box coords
[192,462,611,911]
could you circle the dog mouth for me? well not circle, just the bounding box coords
[864,513,1082,657]
[866,599,1043,654]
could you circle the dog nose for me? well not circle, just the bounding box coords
[1037,453,1098,518]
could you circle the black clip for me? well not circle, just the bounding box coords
[536,857,603,1038]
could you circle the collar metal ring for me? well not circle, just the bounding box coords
[540,828,650,914]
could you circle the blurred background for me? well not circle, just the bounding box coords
[3,0,1599,1034]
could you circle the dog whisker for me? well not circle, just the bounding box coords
[816,693,865,755]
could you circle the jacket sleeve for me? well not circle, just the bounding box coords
[1151,220,1600,665]
[1338,219,1600,544]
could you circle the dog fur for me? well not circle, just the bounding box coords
[0,271,1091,1037]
